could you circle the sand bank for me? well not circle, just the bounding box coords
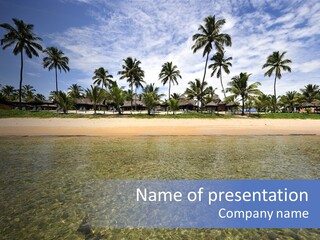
[0,118,319,136]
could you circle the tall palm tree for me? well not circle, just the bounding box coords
[262,51,292,112]
[192,16,231,106]
[43,47,70,94]
[159,61,182,101]
[118,57,145,112]
[209,51,232,99]
[92,67,113,90]
[86,85,105,114]
[0,18,43,108]
[226,72,262,115]
[185,78,210,111]
[300,84,319,103]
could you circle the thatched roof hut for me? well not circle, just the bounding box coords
[178,97,197,110]
[120,100,146,111]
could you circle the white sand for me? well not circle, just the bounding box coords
[0,118,319,136]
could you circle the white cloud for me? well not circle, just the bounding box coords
[49,0,320,99]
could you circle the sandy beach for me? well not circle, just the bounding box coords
[0,118,319,136]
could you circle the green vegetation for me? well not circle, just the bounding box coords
[226,72,262,115]
[249,113,320,119]
[0,109,230,119]
[141,84,164,115]
[0,109,96,118]
[85,85,105,114]
[185,78,210,111]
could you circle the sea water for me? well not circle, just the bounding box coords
[0,136,319,239]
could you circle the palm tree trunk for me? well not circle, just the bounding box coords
[130,84,133,114]
[168,81,171,100]
[55,67,59,112]
[220,71,226,99]
[19,51,23,110]
[167,81,171,114]
[55,67,58,94]
[102,85,106,114]
[200,53,210,112]
[135,88,137,111]
[242,97,245,116]
[273,76,277,113]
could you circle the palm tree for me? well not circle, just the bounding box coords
[141,83,164,115]
[171,93,182,100]
[92,68,114,114]
[68,84,84,111]
[185,78,210,111]
[68,84,84,99]
[0,18,43,108]
[92,67,113,90]
[85,85,105,114]
[192,16,231,106]
[43,47,70,94]
[109,82,126,115]
[279,91,299,113]
[300,84,319,103]
[262,51,292,112]
[168,98,179,115]
[159,61,182,101]
[0,85,17,101]
[226,72,262,115]
[34,93,46,102]
[22,84,36,101]
[56,91,72,114]
[253,93,273,113]
[118,57,145,112]
[204,86,218,104]
[209,51,232,99]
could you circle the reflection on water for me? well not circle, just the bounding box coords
[0,136,319,239]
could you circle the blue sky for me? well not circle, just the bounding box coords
[0,0,319,99]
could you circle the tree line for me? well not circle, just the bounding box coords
[1,17,319,115]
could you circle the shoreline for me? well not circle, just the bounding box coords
[0,118,320,136]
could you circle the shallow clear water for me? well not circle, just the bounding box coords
[0,136,319,239]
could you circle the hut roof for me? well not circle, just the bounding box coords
[226,101,239,107]
[178,99,196,107]
[301,101,320,107]
[75,98,93,105]
[205,101,219,107]
[121,100,146,107]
